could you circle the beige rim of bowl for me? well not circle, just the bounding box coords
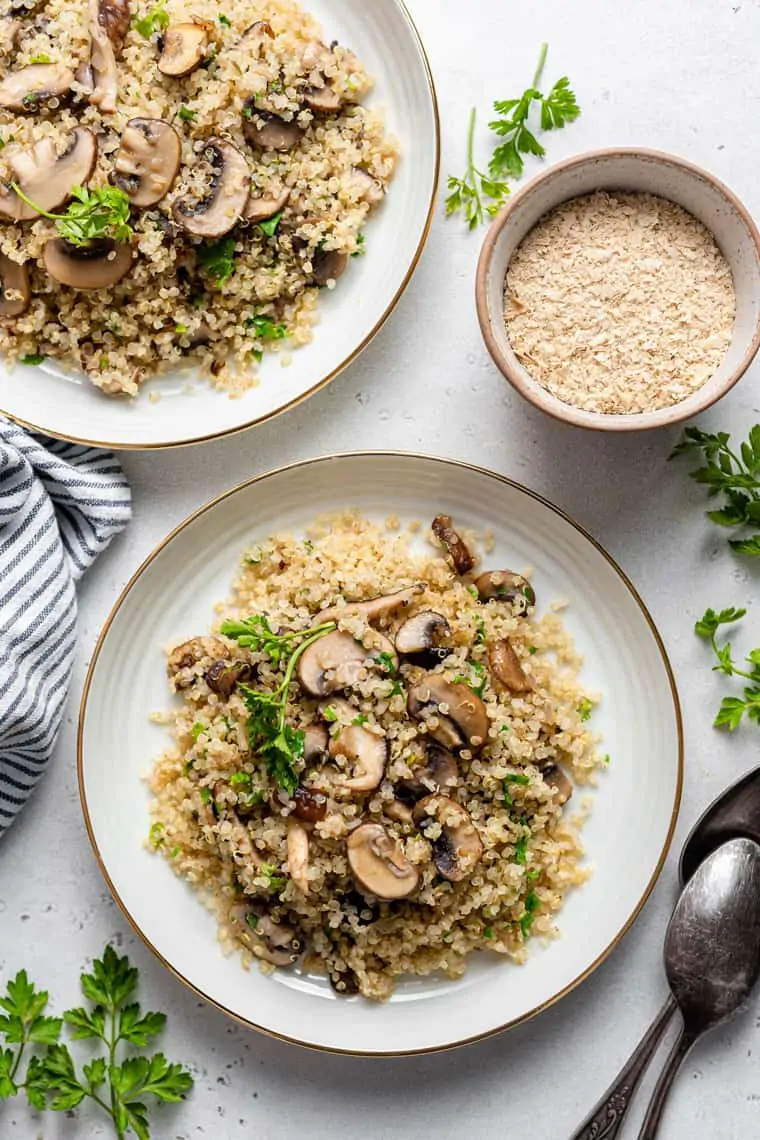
[0,0,441,452]
[77,451,684,1056]
[475,147,760,433]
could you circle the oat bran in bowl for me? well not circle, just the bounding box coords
[476,149,760,432]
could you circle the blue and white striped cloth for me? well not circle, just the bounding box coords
[0,419,131,835]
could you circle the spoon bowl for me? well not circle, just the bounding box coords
[680,764,760,884]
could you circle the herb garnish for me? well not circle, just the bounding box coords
[29,53,51,64]
[11,185,133,248]
[577,697,594,722]
[503,772,530,807]
[671,424,760,555]
[695,606,760,730]
[352,232,366,258]
[247,314,287,341]
[197,237,236,286]
[446,43,579,229]
[261,863,287,892]
[0,946,193,1136]
[229,771,251,789]
[177,105,196,123]
[21,353,45,366]
[259,210,283,238]
[221,615,337,794]
[148,822,164,849]
[483,926,494,939]
[218,13,231,25]
[520,889,540,938]
[514,831,529,865]
[133,0,169,39]
[454,661,487,697]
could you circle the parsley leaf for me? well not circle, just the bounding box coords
[520,888,540,938]
[218,13,231,25]
[197,236,236,286]
[695,605,760,729]
[514,831,529,865]
[259,209,283,238]
[446,107,510,230]
[577,697,594,722]
[672,424,760,554]
[177,105,197,122]
[21,353,45,366]
[12,184,134,248]
[133,0,169,39]
[246,313,287,341]
[503,772,530,807]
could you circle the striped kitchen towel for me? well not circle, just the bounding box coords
[0,419,131,835]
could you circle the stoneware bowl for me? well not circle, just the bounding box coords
[475,148,760,432]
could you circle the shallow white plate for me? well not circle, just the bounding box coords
[78,454,683,1055]
[0,1,439,450]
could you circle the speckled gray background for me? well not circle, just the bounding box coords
[3,0,760,1135]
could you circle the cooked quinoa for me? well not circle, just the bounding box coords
[147,513,606,1002]
[0,0,396,396]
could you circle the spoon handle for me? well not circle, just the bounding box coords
[568,995,678,1140]
[636,1027,695,1140]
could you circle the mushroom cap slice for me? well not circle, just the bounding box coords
[311,247,348,287]
[0,128,98,222]
[228,904,302,966]
[244,184,290,223]
[395,611,451,655]
[302,723,329,763]
[431,515,474,575]
[0,63,74,112]
[43,239,133,291]
[112,118,182,207]
[286,821,310,894]
[296,629,397,697]
[407,674,489,752]
[475,569,536,613]
[98,0,131,52]
[347,823,419,900]
[0,253,29,316]
[304,83,342,114]
[328,720,387,793]
[413,795,483,882]
[395,741,459,806]
[172,138,250,239]
[541,762,573,805]
[488,638,532,695]
[243,103,304,150]
[318,583,424,626]
[158,21,210,77]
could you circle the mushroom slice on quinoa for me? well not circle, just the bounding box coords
[242,102,304,150]
[302,723,329,763]
[204,657,255,697]
[0,62,74,112]
[413,795,483,882]
[228,903,302,966]
[394,741,459,807]
[158,20,211,77]
[541,762,573,805]
[0,253,29,316]
[172,138,250,239]
[43,238,133,291]
[347,822,419,900]
[286,820,310,894]
[475,569,536,614]
[488,638,532,695]
[291,783,328,823]
[296,629,397,697]
[394,611,450,656]
[431,515,474,575]
[304,82,342,114]
[318,583,424,626]
[112,118,182,207]
[311,247,348,287]
[86,0,130,112]
[244,184,290,223]
[321,697,387,792]
[167,635,229,690]
[0,128,97,222]
[407,674,489,753]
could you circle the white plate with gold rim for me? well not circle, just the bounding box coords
[78,453,682,1055]
[0,0,439,450]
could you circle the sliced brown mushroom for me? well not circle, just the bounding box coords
[318,584,424,626]
[350,167,384,205]
[167,635,228,686]
[311,247,348,287]
[347,822,419,900]
[413,795,483,882]
[322,697,387,792]
[0,128,97,222]
[158,21,210,77]
[43,238,133,291]
[112,118,182,207]
[432,515,474,575]
[286,821,310,893]
[204,658,255,697]
[541,762,573,805]
[243,103,304,150]
[97,0,130,49]
[304,83,342,114]
[408,674,489,752]
[394,741,459,807]
[0,254,29,316]
[0,62,74,112]
[302,723,329,763]
[296,630,396,697]
[291,784,327,823]
[395,611,451,655]
[172,139,250,239]
[488,639,532,695]
[475,570,536,614]
[87,0,129,112]
[244,184,290,223]
[228,904,302,966]
[301,38,332,73]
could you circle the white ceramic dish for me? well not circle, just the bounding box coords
[0,0,439,450]
[79,454,683,1055]
[476,148,760,432]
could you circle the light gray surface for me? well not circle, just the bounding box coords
[2,0,760,1135]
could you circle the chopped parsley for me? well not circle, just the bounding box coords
[243,105,253,119]
[467,584,479,598]
[577,697,594,722]
[503,772,530,807]
[455,661,487,697]
[474,615,487,643]
[246,913,259,930]
[199,788,212,806]
[21,353,45,366]
[514,832,529,865]
[389,680,404,697]
[218,13,231,25]
[175,323,189,335]
[261,863,287,892]
[322,705,339,723]
[500,724,511,733]
[252,349,264,363]
[29,53,51,63]
[133,0,169,39]
[352,232,366,258]
[197,236,236,287]
[483,925,494,939]
[247,313,287,340]
[520,888,540,938]
[374,651,397,676]
[528,646,539,655]
[177,105,197,122]
[148,822,164,848]
[229,771,252,789]
[352,714,368,726]
[170,846,180,858]
[603,754,611,766]
[259,210,283,238]
[190,722,205,742]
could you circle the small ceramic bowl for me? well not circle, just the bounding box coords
[476,148,760,431]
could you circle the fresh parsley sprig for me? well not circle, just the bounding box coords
[671,425,760,555]
[695,606,760,730]
[446,43,580,229]
[0,946,193,1138]
[221,615,336,795]
[11,184,134,248]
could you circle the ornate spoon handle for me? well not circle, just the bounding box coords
[568,995,678,1140]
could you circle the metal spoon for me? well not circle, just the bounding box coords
[570,765,760,1140]
[637,837,760,1137]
